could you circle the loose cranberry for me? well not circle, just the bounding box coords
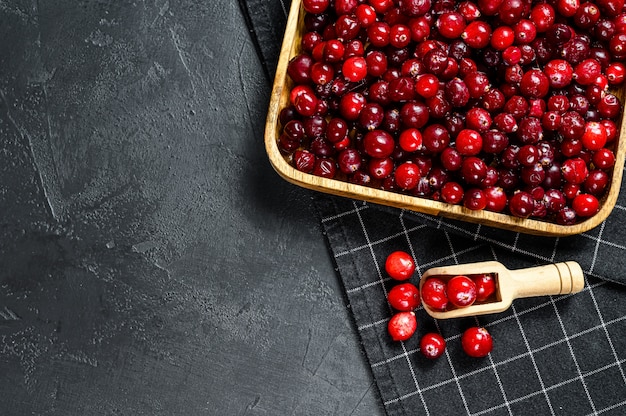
[388,311,418,341]
[399,128,423,152]
[415,74,440,98]
[456,129,483,155]
[440,147,463,171]
[597,93,622,118]
[420,333,446,359]
[572,193,600,217]
[557,0,580,18]
[395,162,422,190]
[421,277,448,311]
[478,0,504,15]
[544,189,567,213]
[562,157,589,184]
[339,92,366,121]
[581,121,608,151]
[472,273,496,301]
[294,150,317,173]
[385,250,416,280]
[400,101,429,128]
[461,156,488,185]
[592,148,616,170]
[464,188,488,210]
[462,327,493,357]
[462,20,492,49]
[388,282,421,311]
[363,129,395,158]
[436,11,466,39]
[441,181,465,204]
[584,169,609,195]
[302,0,330,14]
[607,62,626,84]
[491,25,515,50]
[312,157,337,178]
[514,19,537,45]
[358,103,385,131]
[447,275,477,308]
[422,123,451,153]
[509,191,535,218]
[368,157,395,179]
[596,0,625,16]
[465,108,492,132]
[557,206,578,225]
[484,186,508,212]
[520,69,550,98]
[530,3,556,32]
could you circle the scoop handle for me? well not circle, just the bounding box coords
[510,261,585,299]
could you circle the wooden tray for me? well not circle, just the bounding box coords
[264,0,626,236]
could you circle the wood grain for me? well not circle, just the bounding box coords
[265,0,626,236]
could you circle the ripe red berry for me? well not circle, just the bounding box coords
[385,250,416,280]
[388,282,421,311]
[420,332,446,359]
[446,275,477,308]
[388,311,418,341]
[421,277,448,311]
[572,193,600,216]
[462,327,493,357]
[472,273,497,302]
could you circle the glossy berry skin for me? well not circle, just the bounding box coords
[388,282,421,311]
[462,327,493,358]
[446,275,477,308]
[385,250,416,280]
[421,277,448,311]
[388,311,418,342]
[472,274,496,302]
[572,193,599,217]
[420,333,446,359]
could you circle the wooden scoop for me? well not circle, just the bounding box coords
[419,261,585,319]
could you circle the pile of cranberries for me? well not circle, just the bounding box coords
[385,250,494,358]
[278,0,626,224]
[422,272,497,311]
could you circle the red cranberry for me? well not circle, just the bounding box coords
[464,188,488,210]
[472,273,496,301]
[421,277,448,311]
[385,250,415,280]
[462,327,493,357]
[572,193,599,217]
[509,191,535,218]
[584,169,609,196]
[312,157,337,178]
[484,186,508,212]
[530,3,556,32]
[399,128,423,152]
[447,275,477,308]
[368,157,394,179]
[422,123,451,153]
[420,333,446,359]
[395,162,422,190]
[441,181,465,204]
[388,282,421,311]
[456,129,484,155]
[462,20,492,49]
[388,311,417,341]
[562,157,589,184]
[593,148,616,170]
[363,129,395,158]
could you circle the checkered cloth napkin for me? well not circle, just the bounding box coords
[242,1,626,414]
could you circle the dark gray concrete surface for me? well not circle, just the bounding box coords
[0,1,385,414]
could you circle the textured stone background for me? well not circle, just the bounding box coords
[0,1,384,414]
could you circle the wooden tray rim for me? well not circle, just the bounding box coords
[264,0,626,237]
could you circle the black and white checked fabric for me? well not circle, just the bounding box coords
[244,1,626,414]
[315,184,626,415]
